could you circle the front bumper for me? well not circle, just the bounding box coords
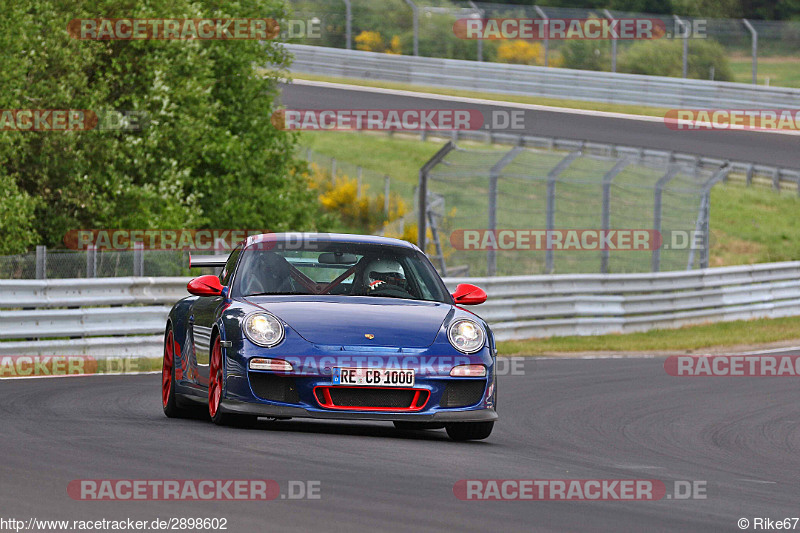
[219,398,498,422]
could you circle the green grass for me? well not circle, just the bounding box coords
[729,56,800,88]
[291,73,672,118]
[709,183,800,266]
[498,316,800,355]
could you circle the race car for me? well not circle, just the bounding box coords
[161,233,497,441]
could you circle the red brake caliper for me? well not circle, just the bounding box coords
[162,331,173,408]
[209,339,222,417]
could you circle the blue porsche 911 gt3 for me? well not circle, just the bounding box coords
[162,233,497,440]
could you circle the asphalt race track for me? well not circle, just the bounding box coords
[280,82,800,168]
[2,357,798,532]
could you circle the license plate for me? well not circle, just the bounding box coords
[332,368,415,387]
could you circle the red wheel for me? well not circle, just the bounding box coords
[209,337,223,419]
[162,326,191,418]
[208,336,256,427]
[162,331,174,408]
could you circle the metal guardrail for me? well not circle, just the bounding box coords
[443,261,800,340]
[285,44,800,109]
[0,277,188,308]
[0,278,187,357]
[2,262,800,354]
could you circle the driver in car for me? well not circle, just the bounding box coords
[363,258,409,296]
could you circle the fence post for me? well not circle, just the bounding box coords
[35,245,47,280]
[701,194,712,269]
[357,166,363,198]
[468,1,483,62]
[133,242,144,277]
[331,157,337,181]
[86,245,97,278]
[600,160,630,273]
[403,0,419,56]
[534,6,549,67]
[673,15,688,78]
[418,141,456,252]
[651,167,680,272]
[343,0,352,50]
[742,19,758,85]
[487,147,524,276]
[693,164,730,269]
[545,152,581,274]
[603,9,617,73]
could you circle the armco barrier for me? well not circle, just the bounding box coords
[1,262,799,356]
[0,277,186,358]
[442,261,800,339]
[285,44,800,110]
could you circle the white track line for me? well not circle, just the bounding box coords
[535,354,660,360]
[289,79,800,136]
[736,345,800,355]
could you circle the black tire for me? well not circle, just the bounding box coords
[393,421,445,431]
[445,421,494,441]
[162,327,195,418]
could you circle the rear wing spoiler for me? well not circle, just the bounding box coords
[189,254,229,268]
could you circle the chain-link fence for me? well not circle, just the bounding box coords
[0,248,209,280]
[418,140,725,276]
[286,0,800,86]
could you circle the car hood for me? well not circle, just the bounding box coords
[243,296,453,348]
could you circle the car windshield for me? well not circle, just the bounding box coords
[232,241,452,303]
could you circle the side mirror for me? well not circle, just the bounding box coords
[187,275,224,297]
[451,283,487,305]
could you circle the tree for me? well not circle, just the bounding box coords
[0,0,324,251]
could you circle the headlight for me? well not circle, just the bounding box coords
[243,312,284,347]
[447,319,485,353]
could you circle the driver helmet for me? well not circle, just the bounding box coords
[365,258,405,292]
